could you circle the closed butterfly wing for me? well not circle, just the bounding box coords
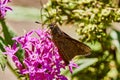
[50,24,91,65]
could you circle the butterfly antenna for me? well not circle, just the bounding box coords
[41,0,58,29]
[35,21,48,26]
[39,0,44,28]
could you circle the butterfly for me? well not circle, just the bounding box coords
[49,24,91,65]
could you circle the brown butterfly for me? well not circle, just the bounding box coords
[49,24,91,65]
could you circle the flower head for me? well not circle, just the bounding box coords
[0,0,12,19]
[4,29,66,80]
[4,28,78,80]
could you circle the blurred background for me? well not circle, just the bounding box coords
[0,0,120,80]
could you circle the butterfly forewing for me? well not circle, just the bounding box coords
[49,24,91,65]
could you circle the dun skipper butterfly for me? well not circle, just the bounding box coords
[49,24,91,65]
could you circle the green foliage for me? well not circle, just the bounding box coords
[43,0,120,42]
[0,35,6,70]
[43,0,120,80]
[0,19,17,71]
[0,19,15,45]
[0,50,6,71]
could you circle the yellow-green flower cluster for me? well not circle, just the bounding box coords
[43,0,120,42]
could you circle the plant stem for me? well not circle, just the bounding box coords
[0,19,22,80]
[7,60,22,80]
[0,19,14,45]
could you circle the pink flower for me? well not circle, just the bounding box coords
[4,29,78,80]
[4,43,23,70]
[0,0,12,19]
[69,61,78,73]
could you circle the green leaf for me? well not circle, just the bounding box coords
[0,19,15,45]
[116,30,120,46]
[0,36,5,44]
[62,58,98,77]
[0,50,6,71]
[110,30,120,65]
[73,58,98,75]
[15,48,25,63]
[0,36,5,51]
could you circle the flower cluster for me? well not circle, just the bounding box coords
[0,0,12,19]
[4,29,78,80]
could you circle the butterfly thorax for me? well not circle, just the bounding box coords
[50,24,63,39]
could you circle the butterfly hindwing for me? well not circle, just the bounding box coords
[50,24,91,64]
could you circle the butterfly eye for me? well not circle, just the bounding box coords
[49,25,54,29]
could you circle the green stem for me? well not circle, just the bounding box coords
[7,60,22,80]
[0,19,14,45]
[0,19,22,80]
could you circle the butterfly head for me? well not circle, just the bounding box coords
[49,24,56,30]
[49,24,62,35]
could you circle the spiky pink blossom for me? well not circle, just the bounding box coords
[0,0,12,19]
[4,29,77,80]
